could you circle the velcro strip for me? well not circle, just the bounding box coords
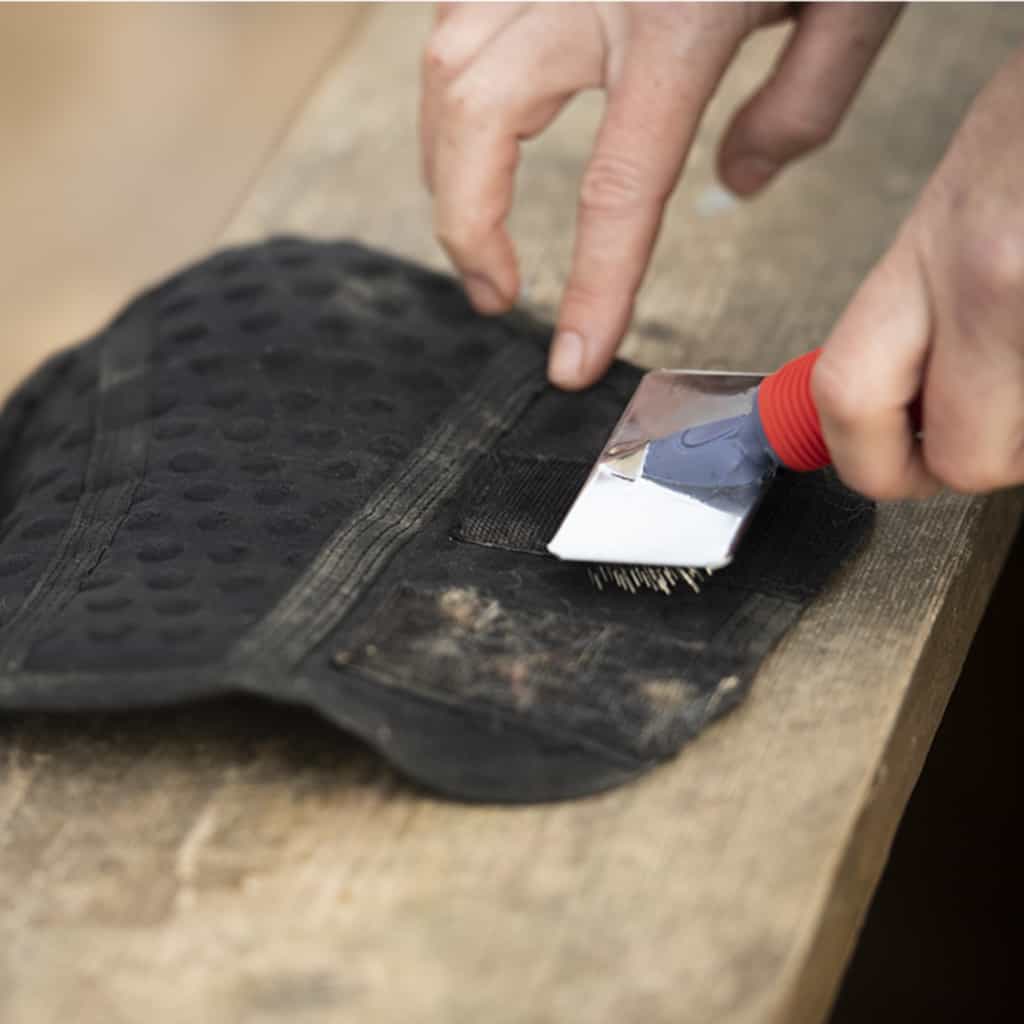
[453,454,590,555]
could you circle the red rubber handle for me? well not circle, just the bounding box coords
[757,348,924,473]
[757,348,829,472]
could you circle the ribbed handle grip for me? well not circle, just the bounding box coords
[757,348,830,472]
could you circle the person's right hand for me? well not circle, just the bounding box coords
[420,2,902,390]
[812,44,1024,499]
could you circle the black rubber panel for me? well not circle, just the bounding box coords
[0,238,874,802]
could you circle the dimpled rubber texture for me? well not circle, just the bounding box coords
[0,238,874,803]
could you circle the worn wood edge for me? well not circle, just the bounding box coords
[772,488,1024,1024]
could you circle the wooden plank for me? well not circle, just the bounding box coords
[2,5,1022,1023]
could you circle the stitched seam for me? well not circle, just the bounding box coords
[0,306,153,672]
[228,345,547,673]
[0,665,223,703]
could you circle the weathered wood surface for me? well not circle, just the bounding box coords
[2,5,1022,1023]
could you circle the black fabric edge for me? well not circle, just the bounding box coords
[0,302,154,671]
[0,663,650,803]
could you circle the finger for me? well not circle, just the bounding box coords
[551,17,748,389]
[812,234,941,500]
[718,3,902,195]
[433,6,604,313]
[918,226,1024,493]
[420,3,527,189]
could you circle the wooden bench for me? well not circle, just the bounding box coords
[2,6,1021,1022]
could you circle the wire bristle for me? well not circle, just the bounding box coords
[587,564,710,595]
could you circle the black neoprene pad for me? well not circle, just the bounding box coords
[0,238,874,802]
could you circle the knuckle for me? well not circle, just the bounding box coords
[435,205,500,259]
[923,445,1007,494]
[769,105,837,154]
[561,274,635,321]
[579,155,660,217]
[562,278,608,309]
[423,31,468,82]
[956,223,1024,304]
[435,216,483,257]
[445,78,493,125]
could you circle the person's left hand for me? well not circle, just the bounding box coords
[420,2,901,389]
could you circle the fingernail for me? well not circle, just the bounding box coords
[464,273,505,314]
[726,155,779,195]
[548,331,585,388]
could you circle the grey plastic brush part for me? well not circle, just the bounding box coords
[644,405,777,491]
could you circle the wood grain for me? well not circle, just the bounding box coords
[3,5,1023,1023]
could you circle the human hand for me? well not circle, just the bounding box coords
[420,2,901,388]
[812,47,1024,498]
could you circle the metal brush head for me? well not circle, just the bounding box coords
[587,564,710,595]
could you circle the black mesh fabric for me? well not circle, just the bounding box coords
[0,238,874,802]
[452,455,592,555]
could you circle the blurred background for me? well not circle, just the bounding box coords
[0,2,364,397]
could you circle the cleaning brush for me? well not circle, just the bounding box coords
[553,349,835,593]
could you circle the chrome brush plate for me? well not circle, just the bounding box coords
[547,369,767,570]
